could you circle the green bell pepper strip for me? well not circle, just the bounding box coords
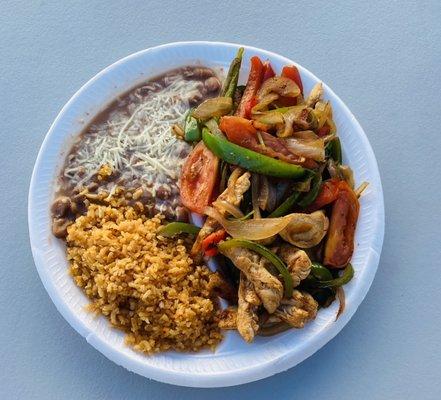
[310,262,333,281]
[184,109,201,142]
[326,137,342,164]
[268,192,300,218]
[221,47,244,99]
[157,222,200,237]
[202,129,311,180]
[314,263,354,288]
[218,239,293,298]
[297,172,322,207]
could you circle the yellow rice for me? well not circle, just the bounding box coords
[66,204,222,353]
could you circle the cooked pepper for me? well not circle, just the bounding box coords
[219,115,306,165]
[235,56,264,118]
[201,229,228,257]
[297,172,322,207]
[326,137,342,164]
[324,182,359,268]
[202,128,310,180]
[306,178,341,212]
[314,263,354,288]
[218,239,293,297]
[268,191,300,217]
[157,222,200,237]
[262,61,276,81]
[184,108,201,142]
[310,262,333,281]
[281,65,303,94]
[221,47,244,99]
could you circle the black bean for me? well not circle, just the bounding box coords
[51,196,72,218]
[204,77,221,93]
[184,67,215,79]
[156,186,170,200]
[52,218,71,238]
[188,91,203,106]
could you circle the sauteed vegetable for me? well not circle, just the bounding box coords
[179,48,368,342]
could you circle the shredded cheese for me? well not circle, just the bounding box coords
[63,74,201,193]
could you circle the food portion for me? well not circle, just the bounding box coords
[52,49,367,353]
[179,48,367,342]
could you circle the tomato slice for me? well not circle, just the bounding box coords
[180,141,219,214]
[324,181,359,268]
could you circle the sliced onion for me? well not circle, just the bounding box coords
[355,181,369,198]
[306,83,323,107]
[258,77,301,100]
[291,130,318,140]
[193,97,232,120]
[212,199,244,219]
[284,137,325,161]
[257,175,269,210]
[252,108,284,125]
[279,211,329,248]
[251,173,261,219]
[251,93,279,114]
[335,287,345,321]
[205,118,224,138]
[277,106,312,138]
[204,206,294,240]
[339,164,355,188]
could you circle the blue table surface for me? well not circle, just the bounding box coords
[1,1,440,399]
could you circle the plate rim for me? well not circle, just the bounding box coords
[28,41,385,387]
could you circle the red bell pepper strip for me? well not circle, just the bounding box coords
[306,179,341,212]
[262,61,275,81]
[235,56,264,119]
[324,181,359,268]
[201,229,228,257]
[281,65,303,94]
[276,65,304,106]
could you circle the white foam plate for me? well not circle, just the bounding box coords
[28,41,384,388]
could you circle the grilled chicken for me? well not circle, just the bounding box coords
[221,247,283,313]
[268,290,318,328]
[277,244,312,287]
[237,273,261,342]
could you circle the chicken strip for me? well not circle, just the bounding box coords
[221,247,283,313]
[237,273,261,342]
[191,169,250,256]
[268,290,318,328]
[277,244,311,287]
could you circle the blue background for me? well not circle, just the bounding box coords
[1,1,440,399]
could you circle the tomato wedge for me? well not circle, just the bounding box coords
[180,141,219,214]
[235,56,264,118]
[306,179,341,212]
[324,181,359,268]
